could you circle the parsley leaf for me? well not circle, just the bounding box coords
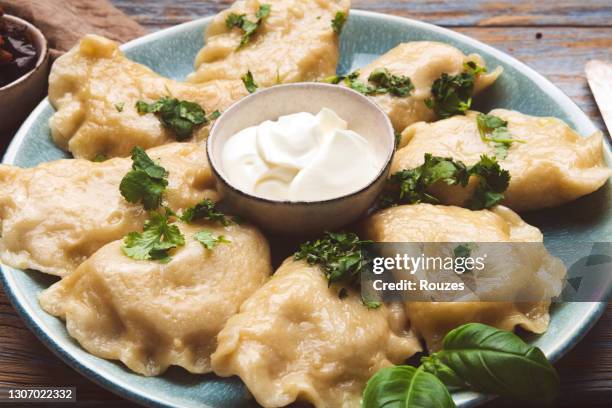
[180,199,233,225]
[226,4,271,49]
[381,153,510,210]
[120,147,169,210]
[294,231,372,286]
[194,230,231,250]
[368,68,415,97]
[135,97,209,140]
[424,62,486,119]
[241,70,258,93]
[331,11,346,34]
[114,102,124,112]
[93,153,108,162]
[476,113,524,160]
[122,211,185,263]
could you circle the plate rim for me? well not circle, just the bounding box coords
[0,9,608,408]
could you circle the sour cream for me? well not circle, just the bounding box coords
[221,108,380,201]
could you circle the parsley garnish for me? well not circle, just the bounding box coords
[342,69,414,98]
[241,70,258,93]
[135,97,209,140]
[425,62,486,119]
[180,199,233,225]
[122,211,185,263]
[93,153,108,162]
[120,147,169,210]
[368,68,415,97]
[194,230,231,249]
[225,4,271,49]
[476,113,524,159]
[331,11,346,34]
[381,153,510,210]
[114,102,124,112]
[294,231,372,287]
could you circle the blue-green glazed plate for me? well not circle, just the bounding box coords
[1,10,610,408]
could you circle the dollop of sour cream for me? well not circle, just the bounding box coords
[221,108,380,201]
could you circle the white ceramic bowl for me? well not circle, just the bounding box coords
[207,83,395,235]
[0,14,49,134]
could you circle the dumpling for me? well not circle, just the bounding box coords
[39,220,272,376]
[188,0,350,86]
[360,203,566,350]
[351,42,502,132]
[0,143,218,277]
[392,109,611,211]
[48,35,247,160]
[211,259,421,408]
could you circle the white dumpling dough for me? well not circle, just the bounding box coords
[361,203,566,350]
[351,42,502,132]
[393,109,611,211]
[39,221,272,376]
[211,259,421,408]
[188,0,350,86]
[48,35,247,160]
[0,143,218,277]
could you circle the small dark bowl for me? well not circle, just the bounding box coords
[207,83,395,235]
[0,14,49,134]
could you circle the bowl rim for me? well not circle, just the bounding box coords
[206,82,396,205]
[0,14,49,91]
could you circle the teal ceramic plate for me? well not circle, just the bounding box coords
[1,10,610,408]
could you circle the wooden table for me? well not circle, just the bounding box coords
[1,1,611,407]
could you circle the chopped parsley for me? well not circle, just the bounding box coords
[241,70,258,93]
[425,62,486,119]
[294,231,373,299]
[381,153,510,210]
[120,147,169,210]
[135,97,209,140]
[194,230,231,249]
[122,211,185,263]
[93,153,108,162]
[331,11,346,34]
[476,113,524,159]
[225,4,271,49]
[342,69,414,97]
[114,102,124,112]
[180,198,233,225]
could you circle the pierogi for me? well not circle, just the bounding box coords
[39,221,271,376]
[393,109,611,211]
[352,42,502,132]
[188,0,350,86]
[361,203,566,350]
[211,259,421,408]
[48,35,248,160]
[0,143,218,277]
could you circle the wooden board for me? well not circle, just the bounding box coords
[1,1,611,407]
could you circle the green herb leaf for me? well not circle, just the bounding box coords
[425,62,486,119]
[294,232,372,288]
[226,4,271,49]
[180,199,233,225]
[362,366,455,408]
[331,11,346,34]
[114,102,124,112]
[368,68,415,97]
[93,153,108,162]
[135,97,208,140]
[122,211,185,263]
[381,153,509,210]
[241,70,258,93]
[119,147,169,210]
[194,230,231,250]
[476,113,524,160]
[425,323,560,402]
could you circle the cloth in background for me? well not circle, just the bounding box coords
[0,0,145,59]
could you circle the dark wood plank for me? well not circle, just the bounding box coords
[110,0,612,29]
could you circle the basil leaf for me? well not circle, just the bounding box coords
[362,366,455,408]
[431,323,560,402]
